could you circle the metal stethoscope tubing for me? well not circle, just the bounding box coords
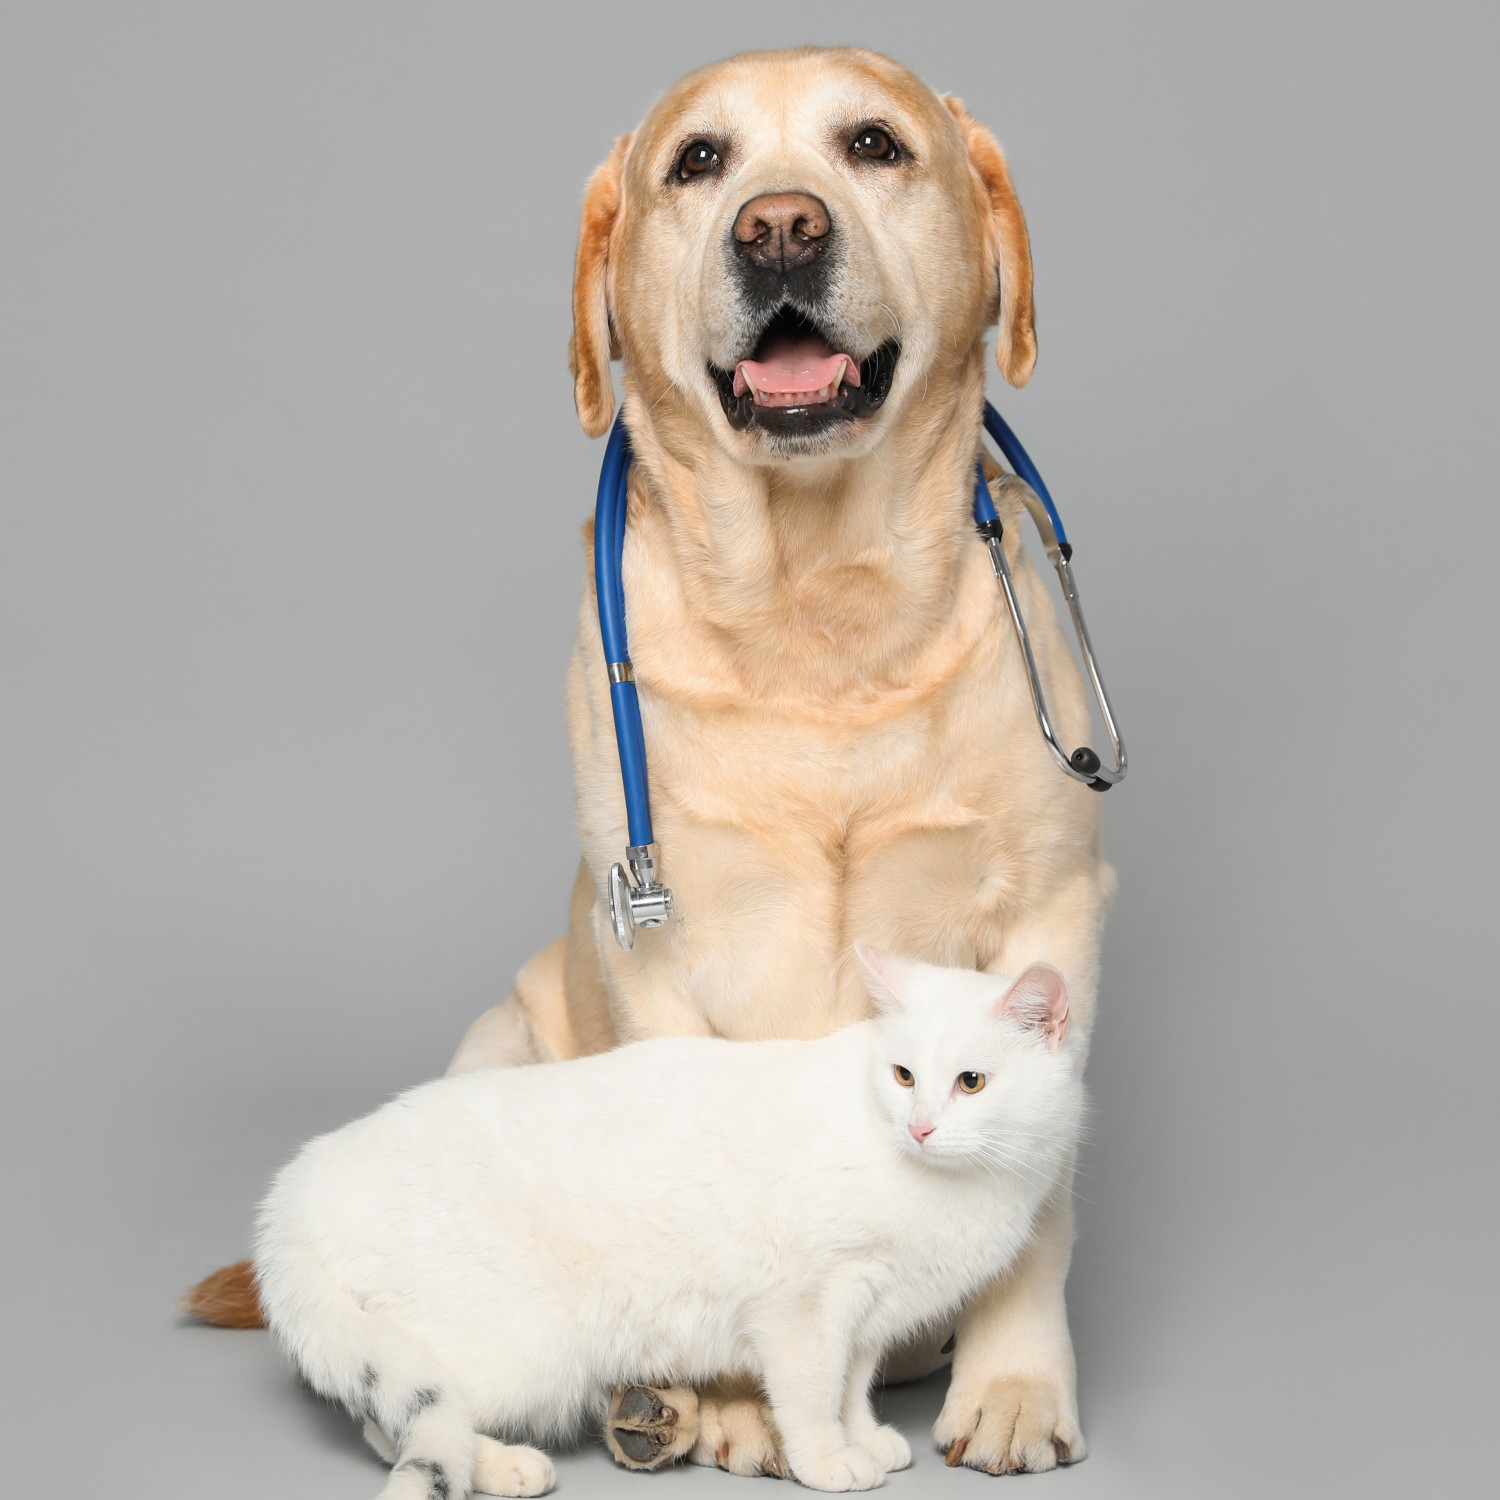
[596,403,1127,948]
[974,403,1127,792]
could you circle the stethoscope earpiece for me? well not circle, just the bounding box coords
[594,402,1126,948]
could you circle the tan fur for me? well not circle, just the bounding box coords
[456,46,1109,1475]
[190,45,1106,1474]
[943,95,1038,386]
[182,1258,264,1329]
[467,46,1105,1068]
[569,134,630,437]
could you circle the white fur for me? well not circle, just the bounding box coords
[255,953,1083,1496]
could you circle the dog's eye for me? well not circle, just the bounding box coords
[957,1072,986,1094]
[851,126,899,163]
[893,1065,915,1088]
[677,141,721,180]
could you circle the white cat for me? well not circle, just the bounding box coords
[253,946,1083,1496]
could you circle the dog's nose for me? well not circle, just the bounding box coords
[733,193,830,273]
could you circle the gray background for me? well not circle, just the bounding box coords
[3,2,1495,1495]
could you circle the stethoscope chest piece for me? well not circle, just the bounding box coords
[592,402,1125,949]
[608,846,673,951]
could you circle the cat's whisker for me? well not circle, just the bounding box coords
[994,1141,1096,1180]
[978,1144,1074,1184]
[958,1143,1094,1205]
[978,1136,1097,1182]
[958,1144,1063,1195]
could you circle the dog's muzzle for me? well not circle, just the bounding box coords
[708,191,901,439]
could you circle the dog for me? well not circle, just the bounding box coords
[190,45,1112,1480]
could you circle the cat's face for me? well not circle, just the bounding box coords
[857,945,1076,1173]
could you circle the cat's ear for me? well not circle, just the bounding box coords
[854,941,915,1015]
[996,962,1070,1049]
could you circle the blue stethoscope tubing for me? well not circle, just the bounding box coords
[595,402,1126,947]
[975,401,1067,548]
[593,416,650,847]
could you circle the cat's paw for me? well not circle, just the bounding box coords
[604,1384,698,1470]
[859,1424,911,1473]
[792,1444,885,1492]
[473,1436,555,1497]
[934,1374,1085,1475]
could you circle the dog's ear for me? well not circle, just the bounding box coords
[942,97,1037,388]
[569,134,631,438]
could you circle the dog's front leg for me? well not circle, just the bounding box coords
[933,1169,1084,1474]
[932,860,1106,1473]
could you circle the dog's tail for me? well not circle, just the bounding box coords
[182,1258,266,1329]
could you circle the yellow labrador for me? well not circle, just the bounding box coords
[453,46,1110,1478]
[188,43,1110,1481]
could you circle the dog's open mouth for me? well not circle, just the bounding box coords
[709,308,900,435]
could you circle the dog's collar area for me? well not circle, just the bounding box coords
[595,403,1127,947]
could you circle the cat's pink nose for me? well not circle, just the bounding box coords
[909,1120,935,1144]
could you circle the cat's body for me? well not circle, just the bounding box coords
[255,951,1083,1496]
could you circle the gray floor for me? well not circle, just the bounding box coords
[4,3,1497,1496]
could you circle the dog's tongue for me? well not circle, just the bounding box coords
[734,331,861,406]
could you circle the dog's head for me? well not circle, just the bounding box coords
[570,47,1036,462]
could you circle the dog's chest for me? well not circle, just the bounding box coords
[637,687,1065,1041]
[585,546,1097,1043]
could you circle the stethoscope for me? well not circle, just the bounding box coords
[596,401,1127,949]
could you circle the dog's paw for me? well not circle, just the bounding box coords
[688,1384,788,1477]
[604,1384,698,1470]
[858,1424,911,1473]
[792,1444,885,1492]
[934,1374,1084,1474]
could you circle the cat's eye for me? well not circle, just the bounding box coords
[893,1065,915,1088]
[957,1072,986,1094]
